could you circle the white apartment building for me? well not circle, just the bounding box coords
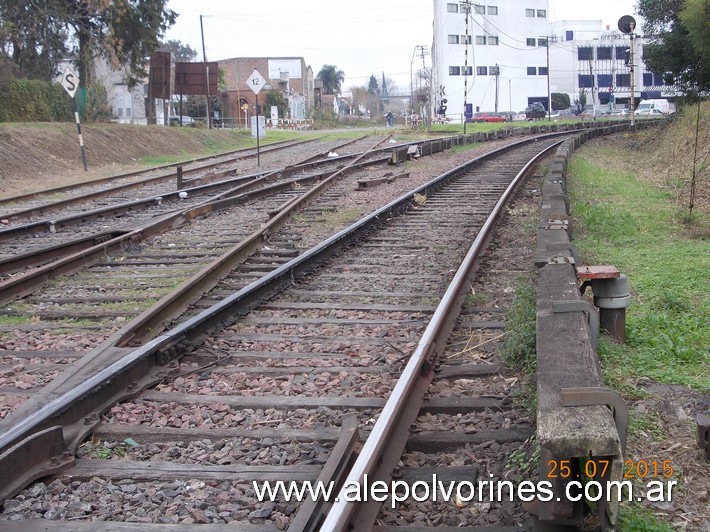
[432,0,552,121]
[549,22,673,111]
[431,1,674,121]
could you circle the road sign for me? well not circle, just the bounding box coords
[61,66,79,98]
[247,69,267,95]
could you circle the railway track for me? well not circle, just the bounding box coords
[0,134,560,529]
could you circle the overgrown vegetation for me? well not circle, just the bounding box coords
[568,107,708,530]
[568,144,708,389]
[501,278,537,373]
[0,79,72,122]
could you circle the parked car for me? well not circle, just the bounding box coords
[169,115,195,127]
[525,102,547,121]
[469,112,506,123]
[609,109,630,117]
[549,109,574,120]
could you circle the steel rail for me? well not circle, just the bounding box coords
[0,154,390,305]
[320,140,563,531]
[0,137,376,241]
[0,135,547,461]
[0,135,569,507]
[0,138,307,210]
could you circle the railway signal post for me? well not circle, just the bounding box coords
[60,65,88,171]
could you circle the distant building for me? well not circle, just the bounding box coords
[548,23,675,111]
[431,0,551,121]
[430,0,675,122]
[218,57,314,125]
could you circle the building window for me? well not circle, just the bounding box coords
[125,108,132,117]
[566,30,574,41]
[537,9,546,17]
[474,4,485,14]
[616,74,631,87]
[598,74,613,88]
[462,66,473,75]
[461,34,472,44]
[615,46,630,60]
[527,38,536,46]
[447,3,458,12]
[117,108,123,117]
[579,74,594,88]
[527,67,537,75]
[654,73,666,85]
[490,65,500,75]
[526,8,535,17]
[476,35,487,45]
[449,66,461,75]
[538,66,548,75]
[643,73,653,86]
[597,47,613,60]
[578,47,594,61]
[538,38,548,46]
[448,34,460,44]
[487,6,498,15]
[488,36,499,45]
[477,66,488,75]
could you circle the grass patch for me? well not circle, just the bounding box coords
[501,277,537,373]
[617,504,675,531]
[568,150,708,389]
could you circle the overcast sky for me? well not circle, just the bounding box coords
[163,0,639,93]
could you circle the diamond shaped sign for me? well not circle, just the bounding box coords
[247,69,267,95]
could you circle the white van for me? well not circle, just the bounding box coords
[634,99,674,115]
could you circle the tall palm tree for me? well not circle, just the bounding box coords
[318,64,344,95]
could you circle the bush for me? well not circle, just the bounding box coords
[0,79,73,122]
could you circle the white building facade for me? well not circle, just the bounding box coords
[431,1,674,121]
[548,22,674,111]
[432,0,552,121]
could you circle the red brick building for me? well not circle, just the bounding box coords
[218,57,314,126]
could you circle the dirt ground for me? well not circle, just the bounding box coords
[0,122,247,198]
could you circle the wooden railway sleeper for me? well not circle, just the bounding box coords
[551,299,599,352]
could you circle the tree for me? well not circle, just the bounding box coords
[638,0,709,94]
[680,0,710,92]
[0,0,68,81]
[1,1,176,88]
[159,39,197,63]
[318,64,344,95]
[65,1,177,88]
[551,92,571,111]
[368,75,379,95]
[264,88,288,120]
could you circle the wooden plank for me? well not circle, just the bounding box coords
[142,390,387,410]
[92,423,342,444]
[0,522,280,532]
[435,364,502,380]
[407,429,533,452]
[258,302,436,312]
[536,263,620,457]
[64,458,321,482]
[397,465,480,483]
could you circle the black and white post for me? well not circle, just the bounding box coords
[61,66,88,171]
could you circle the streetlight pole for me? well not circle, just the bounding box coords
[542,35,556,121]
[462,0,470,133]
[200,15,211,129]
[629,30,636,131]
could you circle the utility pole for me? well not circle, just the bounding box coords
[462,0,471,133]
[410,45,428,123]
[542,35,557,120]
[629,30,636,131]
[493,64,500,113]
[200,15,211,129]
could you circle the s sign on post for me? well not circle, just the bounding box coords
[61,66,88,171]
